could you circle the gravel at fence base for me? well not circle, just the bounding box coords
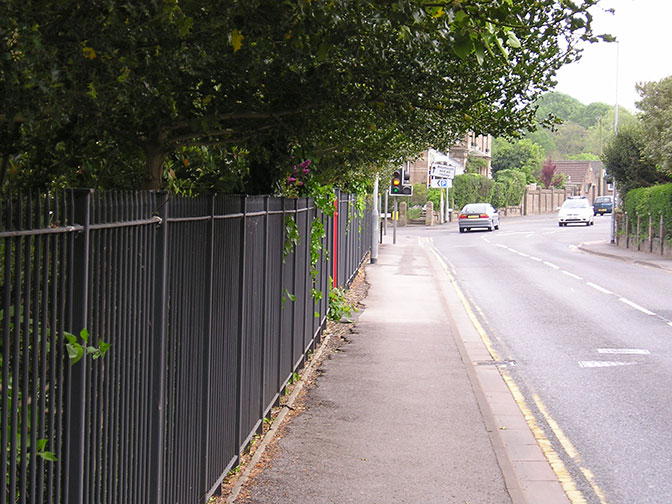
[214,267,370,503]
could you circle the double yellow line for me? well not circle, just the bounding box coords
[426,240,608,504]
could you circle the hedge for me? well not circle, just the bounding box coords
[623,183,672,238]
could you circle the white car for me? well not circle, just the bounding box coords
[558,197,594,227]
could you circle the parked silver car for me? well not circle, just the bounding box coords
[458,203,499,232]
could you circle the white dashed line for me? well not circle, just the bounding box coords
[618,297,656,316]
[562,271,582,280]
[597,348,650,355]
[530,256,542,262]
[544,261,560,270]
[586,282,612,295]
[517,252,530,258]
[508,247,519,253]
[579,361,638,368]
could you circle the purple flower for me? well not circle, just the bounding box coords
[287,176,297,184]
[297,181,304,186]
[303,167,310,175]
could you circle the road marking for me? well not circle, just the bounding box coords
[544,261,560,269]
[501,374,589,504]
[586,282,612,295]
[517,252,530,258]
[496,244,508,249]
[618,297,656,316]
[508,247,519,253]
[530,256,542,261]
[562,271,583,280]
[597,348,650,355]
[579,361,638,368]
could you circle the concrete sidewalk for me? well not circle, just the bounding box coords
[578,239,672,272]
[231,233,569,504]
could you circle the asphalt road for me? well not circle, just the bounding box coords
[413,214,672,504]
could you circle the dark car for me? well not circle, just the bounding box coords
[593,196,613,215]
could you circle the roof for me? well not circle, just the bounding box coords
[554,160,602,184]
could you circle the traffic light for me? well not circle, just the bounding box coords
[390,170,403,194]
[390,169,412,196]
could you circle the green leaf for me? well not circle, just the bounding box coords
[87,82,97,100]
[66,343,84,364]
[99,340,111,357]
[231,29,244,52]
[37,438,48,451]
[80,328,90,343]
[453,31,474,60]
[38,451,58,462]
[506,32,521,49]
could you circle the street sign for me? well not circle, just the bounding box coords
[430,163,456,179]
[430,177,452,188]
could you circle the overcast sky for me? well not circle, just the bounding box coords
[553,0,672,113]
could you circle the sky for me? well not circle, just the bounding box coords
[553,0,672,113]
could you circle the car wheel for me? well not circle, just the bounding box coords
[495,223,499,230]
[558,222,563,227]
[459,227,465,233]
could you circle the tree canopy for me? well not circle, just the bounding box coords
[637,76,672,176]
[491,138,545,182]
[602,124,672,195]
[2,0,605,193]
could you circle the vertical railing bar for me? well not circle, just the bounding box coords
[260,196,270,421]
[100,196,112,504]
[140,193,153,502]
[54,192,71,504]
[293,198,300,370]
[64,188,92,504]
[235,195,247,455]
[1,199,14,504]
[128,194,141,503]
[276,200,285,403]
[303,199,311,353]
[9,199,21,501]
[200,195,215,502]
[29,196,43,504]
[18,195,33,504]
[38,196,52,504]
[108,195,120,504]
[88,197,99,504]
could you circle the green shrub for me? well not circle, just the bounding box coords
[623,183,672,238]
[493,169,526,207]
[451,173,494,210]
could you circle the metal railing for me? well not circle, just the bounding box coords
[1,189,371,503]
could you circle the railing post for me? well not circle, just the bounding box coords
[625,213,629,249]
[200,194,215,501]
[649,213,654,253]
[637,215,641,251]
[64,188,93,504]
[661,214,665,256]
[148,190,169,503]
[235,195,247,454]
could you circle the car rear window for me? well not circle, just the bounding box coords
[462,204,488,213]
[562,200,589,209]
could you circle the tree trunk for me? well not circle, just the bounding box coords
[143,142,166,190]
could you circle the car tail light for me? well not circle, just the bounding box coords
[479,214,488,218]
[458,214,467,219]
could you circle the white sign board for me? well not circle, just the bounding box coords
[430,178,452,188]
[430,164,456,179]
